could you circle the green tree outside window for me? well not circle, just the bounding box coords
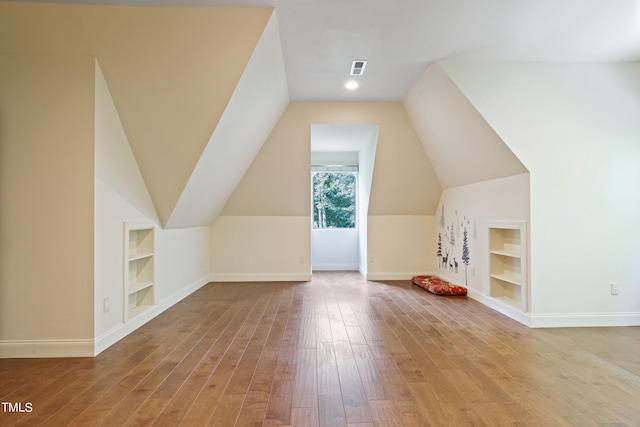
[313,172,356,229]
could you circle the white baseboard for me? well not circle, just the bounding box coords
[464,286,640,328]
[358,264,367,278]
[465,288,531,327]
[0,339,94,359]
[1,274,211,359]
[209,272,312,282]
[2,275,212,358]
[312,263,360,271]
[418,273,533,327]
[94,274,210,356]
[530,312,640,328]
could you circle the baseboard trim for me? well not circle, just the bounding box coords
[0,339,94,359]
[312,263,359,271]
[530,312,640,328]
[358,264,367,278]
[465,288,531,327]
[93,274,210,356]
[209,272,312,282]
[428,274,531,327]
[464,287,640,328]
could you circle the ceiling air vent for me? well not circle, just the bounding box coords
[350,60,367,76]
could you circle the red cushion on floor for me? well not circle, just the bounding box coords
[412,275,431,289]
[411,275,467,296]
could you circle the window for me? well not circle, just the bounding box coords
[312,172,356,229]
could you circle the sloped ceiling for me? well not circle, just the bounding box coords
[403,62,528,189]
[7,0,640,102]
[95,61,158,222]
[0,2,92,54]
[1,2,284,228]
[166,12,289,228]
[78,6,274,227]
[221,102,441,217]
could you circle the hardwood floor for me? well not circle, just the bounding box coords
[2,271,640,426]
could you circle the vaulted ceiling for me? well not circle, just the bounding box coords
[1,3,289,227]
[3,1,638,228]
[14,0,640,102]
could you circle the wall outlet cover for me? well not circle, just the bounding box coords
[610,283,619,295]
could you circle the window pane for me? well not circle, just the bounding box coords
[313,172,356,229]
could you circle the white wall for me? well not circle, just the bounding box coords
[403,62,527,188]
[311,229,360,270]
[358,131,378,275]
[94,62,210,354]
[434,174,530,323]
[155,227,210,302]
[442,61,640,326]
[403,62,530,293]
[434,174,530,289]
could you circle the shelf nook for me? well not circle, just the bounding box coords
[488,221,527,312]
[124,221,155,322]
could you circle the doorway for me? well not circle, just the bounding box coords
[311,168,359,270]
[310,124,379,273]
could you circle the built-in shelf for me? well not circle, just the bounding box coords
[128,252,153,262]
[489,250,520,258]
[124,221,155,322]
[128,281,154,294]
[490,274,522,287]
[488,221,527,312]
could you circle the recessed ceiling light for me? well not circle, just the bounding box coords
[345,80,359,90]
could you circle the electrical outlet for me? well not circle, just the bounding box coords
[610,283,619,295]
[299,256,304,264]
[369,255,375,263]
[103,296,111,313]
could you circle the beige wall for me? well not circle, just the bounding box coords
[435,173,530,293]
[79,6,273,226]
[223,102,441,216]
[210,216,311,281]
[0,55,95,356]
[367,215,436,280]
[214,102,441,280]
[0,2,275,227]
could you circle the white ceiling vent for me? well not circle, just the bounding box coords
[350,60,367,76]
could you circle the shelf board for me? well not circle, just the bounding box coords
[129,252,153,262]
[490,250,521,259]
[128,281,154,295]
[490,274,522,287]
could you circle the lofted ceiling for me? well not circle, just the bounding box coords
[5,0,639,229]
[15,0,640,101]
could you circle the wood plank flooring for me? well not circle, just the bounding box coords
[2,271,640,426]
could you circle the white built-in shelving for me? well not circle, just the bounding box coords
[124,221,155,322]
[488,221,527,313]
